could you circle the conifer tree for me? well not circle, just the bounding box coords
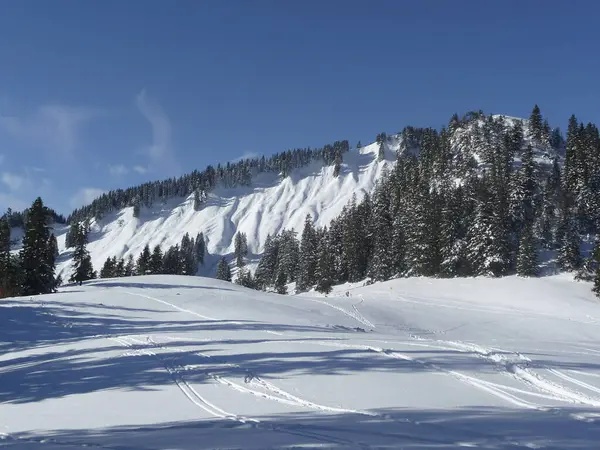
[124,254,135,276]
[149,245,164,274]
[136,244,152,275]
[298,214,319,289]
[254,234,279,290]
[69,223,95,285]
[216,257,232,281]
[195,232,205,265]
[274,270,288,294]
[592,238,600,297]
[0,217,19,297]
[193,190,202,211]
[100,256,116,278]
[20,197,58,295]
[377,142,385,162]
[315,242,335,294]
[529,104,543,145]
[234,231,248,268]
[516,221,538,277]
[368,179,394,281]
[556,203,582,271]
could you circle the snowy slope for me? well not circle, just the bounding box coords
[52,139,398,280]
[1,275,600,449]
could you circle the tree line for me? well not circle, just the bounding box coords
[67,140,350,224]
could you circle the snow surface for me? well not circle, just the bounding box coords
[51,140,398,281]
[2,274,600,448]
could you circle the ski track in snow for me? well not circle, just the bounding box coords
[114,290,536,448]
[110,335,370,449]
[300,291,600,419]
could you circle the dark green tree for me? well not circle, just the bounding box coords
[69,223,95,285]
[516,221,538,277]
[20,197,58,295]
[234,231,248,268]
[216,257,232,281]
[136,244,152,275]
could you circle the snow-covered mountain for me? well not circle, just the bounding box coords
[8,112,563,282]
[54,138,400,280]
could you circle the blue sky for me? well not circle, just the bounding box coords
[0,0,599,215]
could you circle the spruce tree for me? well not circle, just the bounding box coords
[124,254,135,276]
[234,231,248,268]
[368,179,394,281]
[20,197,57,295]
[195,232,205,265]
[193,190,202,211]
[556,204,582,271]
[315,242,335,294]
[0,217,19,297]
[298,214,318,290]
[69,223,95,285]
[592,238,600,297]
[274,270,288,294]
[377,142,385,162]
[100,256,116,278]
[150,245,164,274]
[529,104,543,145]
[136,244,152,275]
[216,257,232,281]
[255,234,279,290]
[516,222,538,277]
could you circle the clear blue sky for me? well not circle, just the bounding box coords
[1,0,599,215]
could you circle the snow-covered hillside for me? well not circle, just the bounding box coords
[2,274,600,448]
[54,139,399,280]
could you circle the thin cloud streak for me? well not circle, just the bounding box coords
[135,89,179,175]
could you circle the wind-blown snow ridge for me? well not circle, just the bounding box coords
[54,139,399,279]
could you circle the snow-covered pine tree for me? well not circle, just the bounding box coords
[254,234,279,290]
[274,269,287,294]
[556,201,582,272]
[297,214,319,290]
[516,221,538,277]
[592,237,600,297]
[367,177,394,281]
[528,104,544,146]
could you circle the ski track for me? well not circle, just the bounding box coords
[300,291,600,416]
[116,290,539,448]
[111,335,372,449]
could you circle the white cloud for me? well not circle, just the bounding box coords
[231,152,258,163]
[133,165,148,174]
[135,89,178,174]
[0,105,95,155]
[70,187,105,209]
[109,164,129,176]
[1,172,31,191]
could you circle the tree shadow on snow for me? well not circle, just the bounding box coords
[7,407,600,449]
